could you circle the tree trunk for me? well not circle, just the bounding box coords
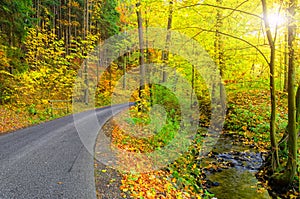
[261,0,280,170]
[281,0,297,185]
[215,0,224,77]
[86,0,89,35]
[272,0,297,188]
[67,1,71,55]
[283,28,288,92]
[59,0,62,39]
[162,0,173,83]
[296,84,300,124]
[214,0,226,116]
[83,0,89,105]
[145,8,152,105]
[296,84,300,153]
[123,52,127,90]
[136,0,145,104]
[37,0,40,27]
[53,4,56,35]
[190,64,194,107]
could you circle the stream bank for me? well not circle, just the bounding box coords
[94,118,273,198]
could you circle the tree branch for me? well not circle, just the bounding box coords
[261,0,275,47]
[220,0,252,21]
[178,2,263,20]
[174,26,269,65]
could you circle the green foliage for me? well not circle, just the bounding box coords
[225,105,269,132]
[0,0,33,45]
[0,0,33,73]
[225,88,289,146]
[28,104,37,115]
[167,133,204,194]
[99,0,120,40]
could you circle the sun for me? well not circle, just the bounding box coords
[268,13,286,30]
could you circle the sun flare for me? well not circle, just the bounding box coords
[268,13,286,29]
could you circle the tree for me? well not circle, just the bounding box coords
[296,84,300,125]
[83,0,89,105]
[261,0,280,170]
[99,0,120,40]
[214,0,226,117]
[214,0,224,78]
[136,0,145,105]
[0,0,33,46]
[283,23,289,92]
[273,0,298,187]
[0,0,33,72]
[161,0,173,83]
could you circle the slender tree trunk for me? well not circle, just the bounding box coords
[83,0,86,40]
[53,4,56,35]
[34,0,41,69]
[136,0,145,103]
[283,27,288,92]
[145,9,153,105]
[269,40,280,170]
[277,0,298,186]
[59,0,62,39]
[214,0,226,118]
[109,65,112,91]
[67,2,71,55]
[190,64,194,107]
[261,0,280,170]
[296,84,300,143]
[215,0,224,77]
[83,0,89,105]
[86,0,89,35]
[296,84,300,124]
[37,0,40,27]
[162,0,173,82]
[145,9,149,63]
[123,52,127,90]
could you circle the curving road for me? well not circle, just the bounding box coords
[0,103,131,199]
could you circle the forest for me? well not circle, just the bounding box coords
[0,0,299,198]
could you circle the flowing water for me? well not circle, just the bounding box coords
[200,134,270,199]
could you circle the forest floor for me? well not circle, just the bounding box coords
[94,129,299,198]
[94,83,299,199]
[0,106,31,134]
[0,103,69,135]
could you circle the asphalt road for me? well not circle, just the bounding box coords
[0,103,131,199]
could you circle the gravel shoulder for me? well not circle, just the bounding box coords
[94,119,129,199]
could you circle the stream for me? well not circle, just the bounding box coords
[199,134,271,199]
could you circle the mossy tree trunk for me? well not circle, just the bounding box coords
[273,0,298,187]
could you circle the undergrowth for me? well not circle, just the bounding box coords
[112,82,299,199]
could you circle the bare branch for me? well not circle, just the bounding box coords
[178,2,263,20]
[220,0,251,21]
[261,0,275,47]
[174,26,269,65]
[273,4,283,43]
